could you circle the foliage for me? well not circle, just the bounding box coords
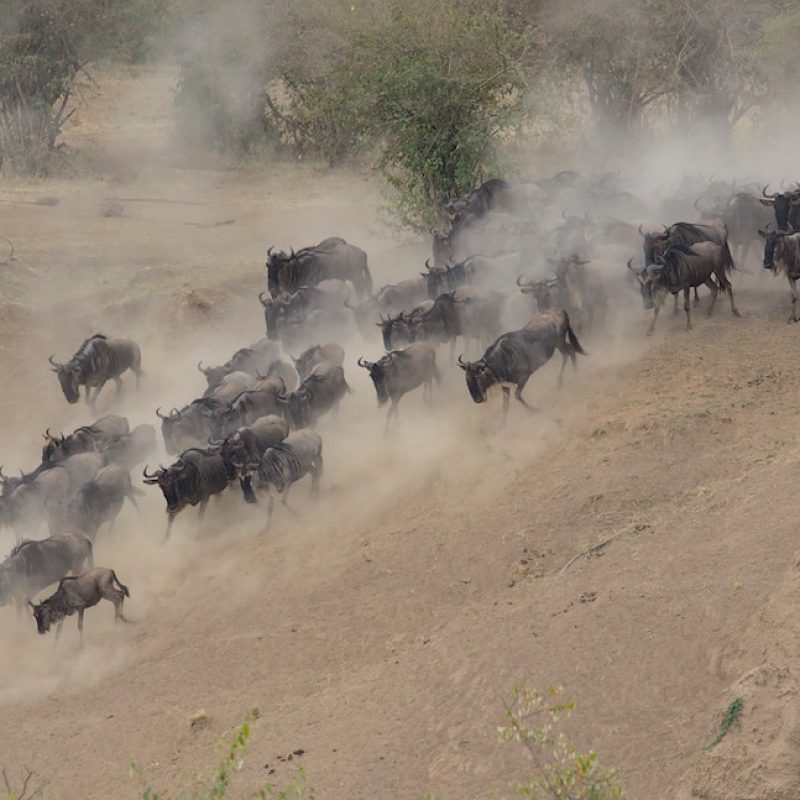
[130,714,306,800]
[285,0,537,230]
[705,698,744,751]
[0,0,167,174]
[495,686,625,800]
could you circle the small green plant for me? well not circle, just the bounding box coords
[496,686,625,800]
[705,698,743,751]
[2,767,43,800]
[130,713,306,800]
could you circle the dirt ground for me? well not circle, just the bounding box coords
[2,64,800,800]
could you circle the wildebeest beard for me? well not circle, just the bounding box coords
[56,367,82,403]
[465,364,494,403]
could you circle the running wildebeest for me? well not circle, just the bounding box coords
[291,343,345,382]
[266,237,371,298]
[629,241,739,334]
[423,256,492,298]
[348,277,429,338]
[281,362,351,428]
[202,370,258,403]
[157,398,227,455]
[458,308,586,423]
[197,338,281,392]
[30,567,129,642]
[223,376,286,430]
[42,414,129,464]
[759,184,800,232]
[758,227,800,322]
[0,533,93,611]
[143,447,230,541]
[236,430,323,528]
[49,334,142,408]
[378,302,433,351]
[212,415,290,479]
[358,342,440,432]
[99,423,157,469]
[59,465,143,539]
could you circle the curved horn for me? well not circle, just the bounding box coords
[47,354,61,368]
[763,184,778,199]
[626,258,637,272]
[289,247,295,259]
[357,357,370,368]
[258,291,269,307]
[424,258,433,271]
[267,245,274,257]
[457,355,469,369]
[638,223,645,236]
[155,407,167,419]
[197,361,207,373]
[142,465,159,478]
[516,274,533,287]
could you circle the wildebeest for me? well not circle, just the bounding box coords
[157,398,227,455]
[202,370,258,403]
[237,430,323,527]
[282,362,351,428]
[348,277,428,337]
[266,237,371,298]
[758,228,800,322]
[197,338,280,392]
[213,415,290,478]
[458,308,586,423]
[30,567,129,642]
[222,376,286,430]
[629,241,739,334]
[404,292,463,352]
[759,184,800,232]
[0,533,93,611]
[0,463,73,534]
[49,334,142,408]
[59,465,143,539]
[358,342,440,432]
[719,192,772,267]
[99,423,157,469]
[143,447,230,541]
[424,256,492,299]
[291,343,346,381]
[41,414,129,464]
[379,302,433,351]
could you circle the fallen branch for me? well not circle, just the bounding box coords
[0,234,14,263]
[559,523,651,575]
[182,219,236,228]
[109,197,204,206]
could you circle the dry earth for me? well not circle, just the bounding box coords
[2,64,800,800]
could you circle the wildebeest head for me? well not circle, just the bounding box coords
[422,260,448,298]
[143,462,187,514]
[41,429,68,464]
[259,291,284,340]
[378,313,412,352]
[265,246,295,298]
[209,433,246,482]
[457,355,496,403]
[30,598,58,634]
[48,356,81,403]
[357,356,394,406]
[284,387,309,428]
[517,275,556,310]
[760,185,800,230]
[627,258,656,309]
[758,227,792,270]
[197,361,229,391]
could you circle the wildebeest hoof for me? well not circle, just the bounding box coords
[732,309,741,318]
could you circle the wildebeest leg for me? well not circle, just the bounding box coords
[557,350,568,388]
[788,277,799,323]
[683,287,692,331]
[646,307,660,336]
[514,377,537,413]
[265,493,275,529]
[85,385,92,405]
[693,287,700,305]
[384,400,398,435]
[113,593,128,623]
[705,278,719,317]
[311,457,323,498]
[163,511,176,543]
[197,499,208,529]
[113,376,123,397]
[501,386,511,425]
[77,609,84,646]
[672,293,679,316]
[55,617,64,642]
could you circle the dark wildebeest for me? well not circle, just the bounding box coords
[266,237,371,299]
[157,398,227,455]
[759,184,800,233]
[143,447,230,541]
[99,423,157,469]
[222,376,286,430]
[358,342,440,432]
[379,302,433,351]
[49,334,142,408]
[629,241,739,334]
[405,293,463,354]
[453,286,507,347]
[202,370,258,403]
[0,464,72,534]
[0,533,93,611]
[348,277,428,337]
[59,465,143,539]
[197,338,281,392]
[282,362,351,428]
[41,414,129,464]
[758,228,800,322]
[718,192,773,267]
[291,343,345,382]
[457,308,586,423]
[423,256,492,299]
[30,567,129,643]
[236,430,323,528]
[213,415,290,479]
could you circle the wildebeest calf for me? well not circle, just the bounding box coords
[30,567,129,642]
[458,308,586,423]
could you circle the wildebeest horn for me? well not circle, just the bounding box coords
[267,245,274,257]
[424,258,433,271]
[258,291,269,307]
[626,258,637,272]
[638,223,645,236]
[197,361,207,373]
[0,466,5,481]
[142,465,159,478]
[457,355,468,370]
[289,247,295,259]
[357,357,370,368]
[516,275,533,287]
[47,354,61,369]
[208,436,224,446]
[762,184,778,199]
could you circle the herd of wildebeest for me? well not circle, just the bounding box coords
[1,169,798,642]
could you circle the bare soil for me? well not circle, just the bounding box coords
[1,64,799,800]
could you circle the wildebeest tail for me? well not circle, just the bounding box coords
[722,241,736,273]
[361,262,373,296]
[111,570,129,597]
[564,314,587,355]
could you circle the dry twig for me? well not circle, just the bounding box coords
[559,523,651,575]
